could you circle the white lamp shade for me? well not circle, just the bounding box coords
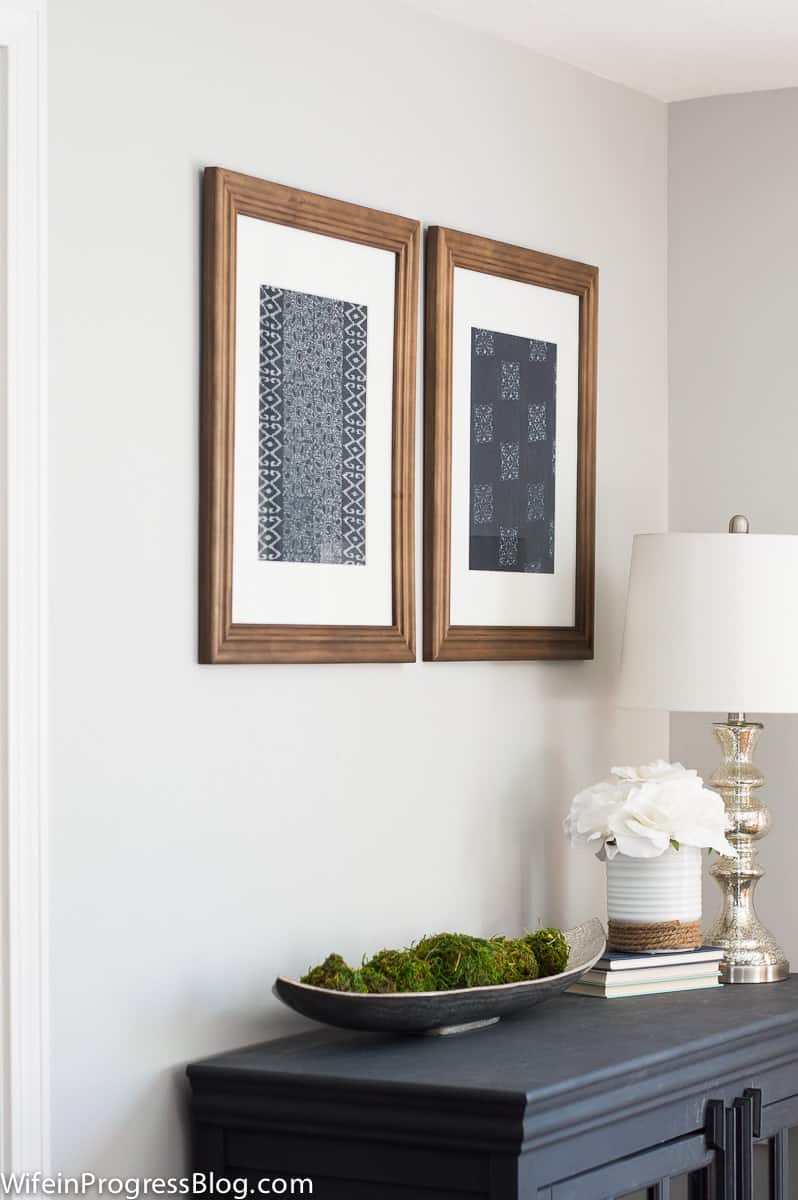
[618,533,798,714]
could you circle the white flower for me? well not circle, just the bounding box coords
[564,780,620,849]
[564,760,735,860]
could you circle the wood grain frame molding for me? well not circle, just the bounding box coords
[200,168,420,664]
[423,226,598,662]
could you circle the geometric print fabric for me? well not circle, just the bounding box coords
[258,284,367,565]
[468,325,557,574]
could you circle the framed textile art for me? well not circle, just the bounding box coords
[423,227,597,661]
[199,168,419,663]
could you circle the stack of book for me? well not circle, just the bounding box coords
[567,946,725,999]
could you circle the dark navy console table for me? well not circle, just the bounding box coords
[187,978,798,1199]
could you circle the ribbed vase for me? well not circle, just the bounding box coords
[606,845,702,952]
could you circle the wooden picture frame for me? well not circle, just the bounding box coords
[200,168,419,663]
[423,226,597,662]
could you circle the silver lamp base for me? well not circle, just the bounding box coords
[703,715,790,984]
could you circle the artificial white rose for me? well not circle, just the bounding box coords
[607,788,673,858]
[563,760,735,859]
[563,780,620,848]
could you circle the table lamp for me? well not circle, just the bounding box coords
[618,516,798,983]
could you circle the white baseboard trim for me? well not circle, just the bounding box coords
[0,0,49,1174]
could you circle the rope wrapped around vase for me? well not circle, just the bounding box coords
[607,918,702,952]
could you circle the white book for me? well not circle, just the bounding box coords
[567,976,722,999]
[582,963,720,986]
[596,947,725,971]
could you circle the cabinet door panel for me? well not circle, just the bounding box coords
[617,1174,700,1200]
[749,1128,795,1199]
[750,1090,798,1199]
[549,1133,713,1200]
[762,1095,798,1141]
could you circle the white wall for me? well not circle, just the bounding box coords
[669,88,798,967]
[49,0,668,1176]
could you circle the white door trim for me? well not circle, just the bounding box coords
[0,0,48,1174]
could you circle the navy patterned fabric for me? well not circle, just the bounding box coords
[258,285,367,565]
[469,327,556,574]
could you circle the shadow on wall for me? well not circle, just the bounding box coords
[538,698,616,932]
[95,1005,304,1176]
[81,1067,195,1180]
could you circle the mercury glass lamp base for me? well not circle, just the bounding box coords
[703,716,790,985]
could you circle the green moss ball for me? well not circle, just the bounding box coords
[523,928,569,977]
[301,953,367,993]
[490,937,540,983]
[361,949,436,994]
[414,932,502,989]
[301,928,568,994]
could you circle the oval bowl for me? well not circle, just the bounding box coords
[273,919,606,1035]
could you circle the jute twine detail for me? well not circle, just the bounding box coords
[607,918,702,952]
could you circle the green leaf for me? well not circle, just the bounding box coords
[670,838,680,851]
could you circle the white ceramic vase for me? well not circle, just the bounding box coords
[606,845,702,951]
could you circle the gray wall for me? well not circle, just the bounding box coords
[669,87,798,964]
[49,0,668,1175]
